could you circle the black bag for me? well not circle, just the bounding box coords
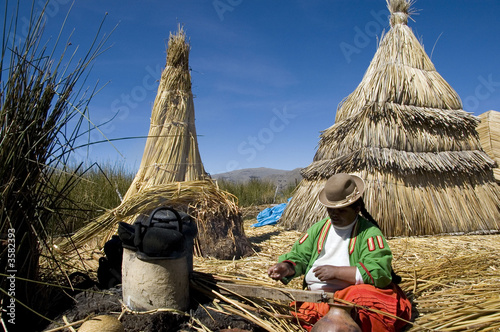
[118,206,196,261]
[133,207,186,260]
[98,207,197,289]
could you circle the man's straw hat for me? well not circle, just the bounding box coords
[318,173,365,208]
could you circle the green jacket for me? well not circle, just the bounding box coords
[279,216,393,289]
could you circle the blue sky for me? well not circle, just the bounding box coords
[5,0,500,175]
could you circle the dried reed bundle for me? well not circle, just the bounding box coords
[56,180,252,259]
[478,110,500,182]
[285,169,500,237]
[281,0,500,235]
[123,26,207,201]
[56,27,254,260]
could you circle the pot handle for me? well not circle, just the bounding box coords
[146,206,183,234]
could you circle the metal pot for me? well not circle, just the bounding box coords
[310,304,361,332]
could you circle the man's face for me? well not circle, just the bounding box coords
[327,205,359,227]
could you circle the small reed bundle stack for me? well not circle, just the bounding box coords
[123,26,207,200]
[281,0,500,236]
[58,27,252,259]
[477,110,500,183]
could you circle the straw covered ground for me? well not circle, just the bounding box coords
[190,207,500,331]
[46,206,500,332]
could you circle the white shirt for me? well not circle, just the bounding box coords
[305,218,364,292]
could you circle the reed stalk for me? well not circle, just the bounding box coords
[0,1,112,329]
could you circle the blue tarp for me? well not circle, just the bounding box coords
[251,198,291,227]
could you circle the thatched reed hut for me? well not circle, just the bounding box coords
[59,27,252,259]
[478,110,500,183]
[281,0,500,237]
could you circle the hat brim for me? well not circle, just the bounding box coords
[318,175,365,208]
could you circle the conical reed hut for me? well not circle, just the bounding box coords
[478,110,500,183]
[281,0,500,237]
[58,27,252,259]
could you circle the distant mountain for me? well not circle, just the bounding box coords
[211,167,303,188]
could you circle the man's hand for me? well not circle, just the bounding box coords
[312,265,338,281]
[313,265,357,284]
[268,262,295,280]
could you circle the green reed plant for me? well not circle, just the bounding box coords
[0,1,113,329]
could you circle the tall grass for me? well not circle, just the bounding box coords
[56,169,298,235]
[50,162,134,235]
[216,178,297,206]
[0,1,113,329]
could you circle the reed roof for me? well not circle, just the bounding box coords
[281,0,500,236]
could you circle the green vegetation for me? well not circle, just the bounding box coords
[51,162,134,234]
[216,177,297,206]
[0,2,113,328]
[61,170,297,228]
[60,170,297,223]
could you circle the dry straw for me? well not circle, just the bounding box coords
[48,212,500,331]
[55,180,251,258]
[477,110,500,183]
[280,0,500,236]
[189,219,500,332]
